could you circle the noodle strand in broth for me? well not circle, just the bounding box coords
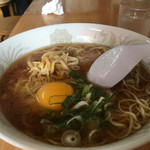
[0,43,150,147]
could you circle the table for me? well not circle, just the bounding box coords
[9,0,120,37]
[1,0,150,149]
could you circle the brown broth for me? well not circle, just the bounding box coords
[0,43,150,147]
[0,43,106,146]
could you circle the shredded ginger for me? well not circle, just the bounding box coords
[27,50,79,81]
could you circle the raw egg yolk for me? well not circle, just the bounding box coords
[36,82,74,111]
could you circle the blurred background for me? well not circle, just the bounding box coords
[1,0,33,16]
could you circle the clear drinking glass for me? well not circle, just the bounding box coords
[117,0,150,36]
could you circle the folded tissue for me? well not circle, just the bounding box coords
[41,0,64,15]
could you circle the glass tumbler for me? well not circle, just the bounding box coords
[117,0,150,36]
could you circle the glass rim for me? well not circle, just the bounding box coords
[120,0,150,11]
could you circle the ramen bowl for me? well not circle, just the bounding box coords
[0,23,150,150]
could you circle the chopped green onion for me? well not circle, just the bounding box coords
[41,70,114,131]
[69,70,81,80]
[42,108,56,117]
[62,95,72,109]
[81,84,91,97]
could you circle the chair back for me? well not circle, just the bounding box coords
[0,0,14,18]
[0,0,10,5]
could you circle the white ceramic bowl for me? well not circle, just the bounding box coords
[0,23,150,150]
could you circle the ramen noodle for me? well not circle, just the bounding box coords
[0,43,150,147]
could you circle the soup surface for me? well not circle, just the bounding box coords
[0,43,150,147]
